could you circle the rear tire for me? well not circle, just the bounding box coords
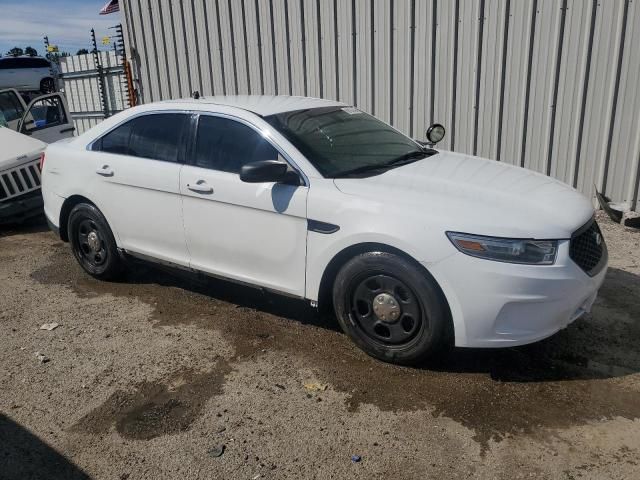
[68,203,124,281]
[40,77,55,93]
[333,251,451,365]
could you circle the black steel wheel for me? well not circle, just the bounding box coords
[349,274,424,347]
[333,251,451,365]
[68,203,124,280]
[40,77,55,94]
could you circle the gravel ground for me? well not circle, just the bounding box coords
[0,212,639,479]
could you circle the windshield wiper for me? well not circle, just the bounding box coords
[386,149,430,166]
[331,149,433,178]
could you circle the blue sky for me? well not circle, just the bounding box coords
[0,0,122,56]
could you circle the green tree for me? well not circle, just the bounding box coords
[76,48,89,55]
[24,46,38,56]
[7,47,23,56]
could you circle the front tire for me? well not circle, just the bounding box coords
[333,252,451,365]
[68,203,124,280]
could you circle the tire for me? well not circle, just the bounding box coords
[40,77,55,93]
[333,251,451,365]
[67,203,124,281]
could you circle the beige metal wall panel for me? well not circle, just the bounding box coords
[271,0,291,96]
[287,0,306,96]
[433,0,456,151]
[521,0,562,175]
[243,0,263,94]
[318,0,337,100]
[391,0,412,135]
[605,0,640,208]
[354,0,372,113]
[302,0,322,98]
[452,0,480,154]
[575,1,625,201]
[335,0,354,105]
[411,0,434,141]
[475,0,507,160]
[372,0,391,123]
[499,0,534,166]
[120,0,640,210]
[548,0,593,185]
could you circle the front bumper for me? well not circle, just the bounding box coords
[427,239,608,348]
[0,190,44,225]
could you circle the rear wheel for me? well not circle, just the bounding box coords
[333,251,451,365]
[40,77,55,93]
[68,203,124,280]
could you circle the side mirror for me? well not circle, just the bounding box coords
[425,123,445,146]
[240,160,289,183]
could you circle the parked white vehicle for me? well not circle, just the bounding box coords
[0,56,56,93]
[0,128,46,223]
[41,95,607,364]
[0,88,75,223]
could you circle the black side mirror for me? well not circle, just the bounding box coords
[240,160,289,183]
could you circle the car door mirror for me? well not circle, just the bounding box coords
[240,160,289,183]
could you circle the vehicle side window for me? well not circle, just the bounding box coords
[94,113,188,162]
[0,92,25,122]
[32,58,51,68]
[0,58,19,69]
[194,115,278,173]
[94,120,133,154]
[22,96,67,132]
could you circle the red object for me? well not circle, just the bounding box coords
[39,152,45,171]
[99,0,119,15]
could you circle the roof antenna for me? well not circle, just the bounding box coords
[192,91,200,100]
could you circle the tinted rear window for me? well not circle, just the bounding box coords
[0,57,49,69]
[94,113,188,162]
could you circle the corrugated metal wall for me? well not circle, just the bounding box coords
[121,0,640,211]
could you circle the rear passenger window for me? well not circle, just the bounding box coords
[194,115,278,173]
[93,113,188,162]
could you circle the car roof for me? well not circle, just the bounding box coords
[0,56,48,60]
[161,95,347,117]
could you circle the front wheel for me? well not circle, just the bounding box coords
[68,203,124,281]
[333,252,451,365]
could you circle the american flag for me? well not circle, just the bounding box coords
[99,0,119,15]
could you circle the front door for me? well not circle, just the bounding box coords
[18,93,75,143]
[180,114,308,297]
[88,112,191,266]
[0,89,26,130]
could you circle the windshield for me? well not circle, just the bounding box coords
[264,106,427,177]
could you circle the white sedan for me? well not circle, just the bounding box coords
[41,95,608,364]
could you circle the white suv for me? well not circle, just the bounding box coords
[41,95,607,364]
[0,56,56,93]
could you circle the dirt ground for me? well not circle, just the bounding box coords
[0,211,639,479]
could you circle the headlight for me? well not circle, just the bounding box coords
[446,232,558,265]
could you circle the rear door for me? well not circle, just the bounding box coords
[88,112,190,265]
[180,113,308,296]
[17,93,75,143]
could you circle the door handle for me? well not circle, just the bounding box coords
[96,165,114,177]
[187,181,213,194]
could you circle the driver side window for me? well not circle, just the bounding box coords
[194,115,279,173]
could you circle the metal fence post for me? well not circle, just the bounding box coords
[91,28,110,119]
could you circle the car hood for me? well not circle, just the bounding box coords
[0,126,45,170]
[332,150,594,239]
